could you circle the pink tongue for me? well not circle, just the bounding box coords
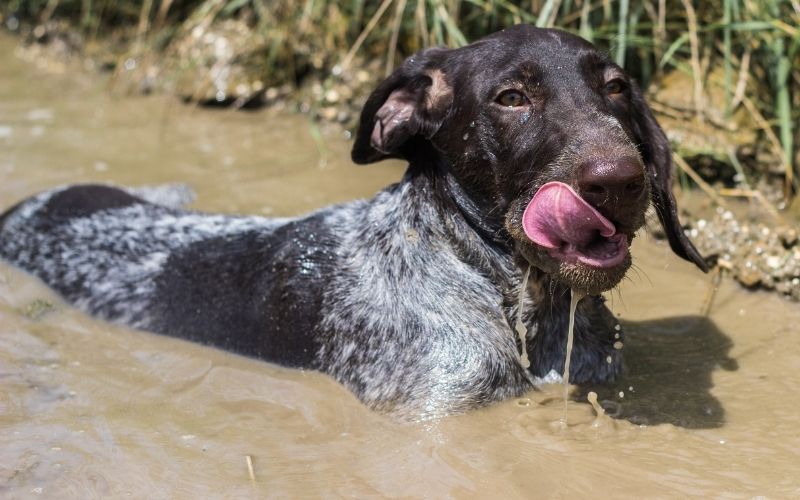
[521,181,631,268]
[522,182,616,249]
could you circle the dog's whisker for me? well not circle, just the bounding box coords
[631,263,653,287]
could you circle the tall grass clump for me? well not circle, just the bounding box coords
[2,0,798,200]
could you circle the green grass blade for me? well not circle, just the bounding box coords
[536,0,558,28]
[579,0,593,42]
[775,40,794,191]
[615,0,629,67]
[723,0,733,117]
[659,32,689,68]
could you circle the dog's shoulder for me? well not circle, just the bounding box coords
[316,181,533,417]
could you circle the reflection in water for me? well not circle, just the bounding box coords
[2,33,800,497]
[579,315,737,429]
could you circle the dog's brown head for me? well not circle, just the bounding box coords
[353,25,707,294]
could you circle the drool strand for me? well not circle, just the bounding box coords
[514,266,532,369]
[562,288,586,424]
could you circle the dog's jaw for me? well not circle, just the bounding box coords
[506,197,638,295]
[516,241,632,295]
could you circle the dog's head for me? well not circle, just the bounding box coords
[353,25,707,294]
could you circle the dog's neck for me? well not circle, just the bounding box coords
[406,154,508,246]
[403,156,580,315]
[441,171,507,244]
[397,158,524,293]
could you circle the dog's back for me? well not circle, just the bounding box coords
[0,184,330,366]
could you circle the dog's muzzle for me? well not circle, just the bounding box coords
[521,181,628,268]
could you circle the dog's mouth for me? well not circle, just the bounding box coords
[521,182,628,269]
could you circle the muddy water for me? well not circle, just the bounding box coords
[2,35,800,498]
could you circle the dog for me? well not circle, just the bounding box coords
[0,25,706,420]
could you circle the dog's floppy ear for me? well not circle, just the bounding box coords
[630,83,709,272]
[352,48,453,164]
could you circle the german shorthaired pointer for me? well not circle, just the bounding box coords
[0,25,706,419]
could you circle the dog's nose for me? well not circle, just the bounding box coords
[577,157,645,211]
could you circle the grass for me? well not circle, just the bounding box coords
[3,0,799,201]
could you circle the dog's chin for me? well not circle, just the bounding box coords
[519,243,631,295]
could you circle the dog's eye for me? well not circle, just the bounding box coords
[496,90,529,107]
[605,79,625,95]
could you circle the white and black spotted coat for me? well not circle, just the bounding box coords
[0,175,621,419]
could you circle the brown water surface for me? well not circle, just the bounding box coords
[2,35,799,498]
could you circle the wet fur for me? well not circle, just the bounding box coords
[0,26,704,420]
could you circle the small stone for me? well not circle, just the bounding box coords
[736,263,761,287]
[356,70,370,83]
[338,86,354,100]
[319,107,337,121]
[265,87,279,100]
[766,255,782,269]
[324,89,339,103]
[779,228,798,247]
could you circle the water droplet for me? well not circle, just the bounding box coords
[462,132,469,141]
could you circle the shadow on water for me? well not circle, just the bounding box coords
[577,315,737,429]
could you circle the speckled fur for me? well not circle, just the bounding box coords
[0,187,286,326]
[0,178,620,420]
[0,26,706,420]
